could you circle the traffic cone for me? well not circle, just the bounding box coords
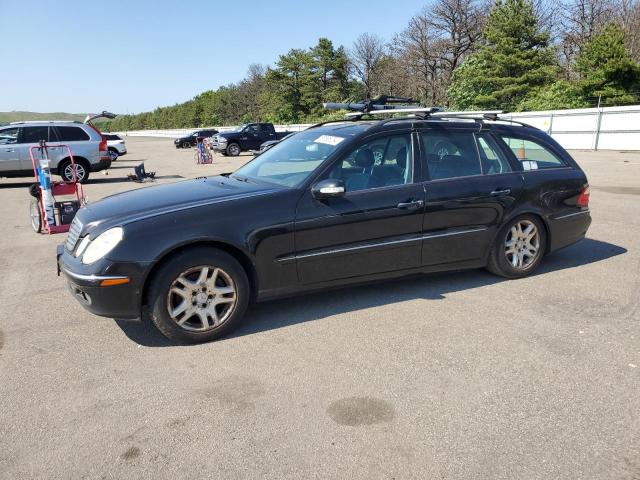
[517,141,526,160]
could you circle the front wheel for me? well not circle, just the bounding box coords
[486,215,546,278]
[108,148,119,161]
[30,197,42,233]
[147,247,250,343]
[226,143,241,156]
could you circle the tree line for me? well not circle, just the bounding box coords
[103,0,640,131]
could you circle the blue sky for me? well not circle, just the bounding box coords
[0,0,428,114]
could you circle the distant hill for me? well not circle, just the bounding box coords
[0,111,88,125]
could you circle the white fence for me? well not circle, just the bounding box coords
[116,105,640,151]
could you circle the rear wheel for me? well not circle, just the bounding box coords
[29,197,42,233]
[147,247,250,343]
[59,159,90,183]
[487,215,546,278]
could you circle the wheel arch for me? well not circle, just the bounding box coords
[141,239,259,311]
[496,210,552,256]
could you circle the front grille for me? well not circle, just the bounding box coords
[66,218,83,251]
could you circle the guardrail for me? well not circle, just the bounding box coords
[114,105,640,151]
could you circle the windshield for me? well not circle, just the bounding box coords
[231,129,347,187]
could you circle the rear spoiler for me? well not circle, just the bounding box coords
[83,111,117,124]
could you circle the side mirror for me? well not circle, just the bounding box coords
[312,179,345,199]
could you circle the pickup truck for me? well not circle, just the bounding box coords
[211,123,293,156]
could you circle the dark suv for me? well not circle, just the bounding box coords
[58,115,591,343]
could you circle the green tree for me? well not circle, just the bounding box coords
[575,23,640,106]
[448,0,557,111]
[518,80,590,110]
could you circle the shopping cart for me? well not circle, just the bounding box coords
[29,140,86,234]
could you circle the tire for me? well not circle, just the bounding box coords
[146,247,250,344]
[486,214,546,279]
[226,143,241,156]
[184,141,192,148]
[108,148,119,161]
[59,159,90,184]
[29,197,42,233]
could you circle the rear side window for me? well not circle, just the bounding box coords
[105,134,121,141]
[476,134,512,175]
[19,126,49,144]
[499,136,565,170]
[419,131,481,180]
[56,126,90,142]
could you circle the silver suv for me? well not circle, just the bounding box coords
[0,121,112,183]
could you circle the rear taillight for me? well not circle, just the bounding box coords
[577,185,590,207]
[86,122,107,151]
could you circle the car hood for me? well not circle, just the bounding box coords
[216,132,239,139]
[76,176,278,234]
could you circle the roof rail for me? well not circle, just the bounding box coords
[9,120,80,125]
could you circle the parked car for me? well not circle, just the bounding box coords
[256,132,296,155]
[211,123,293,156]
[0,121,111,183]
[58,115,591,343]
[174,129,218,149]
[105,134,127,161]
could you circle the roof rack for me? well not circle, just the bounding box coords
[316,99,534,130]
[9,120,81,125]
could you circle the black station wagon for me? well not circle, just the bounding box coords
[58,115,591,343]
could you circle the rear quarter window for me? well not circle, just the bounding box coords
[56,126,90,142]
[499,136,566,170]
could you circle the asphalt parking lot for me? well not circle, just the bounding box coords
[0,137,638,479]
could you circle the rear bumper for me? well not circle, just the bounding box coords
[91,158,112,172]
[57,245,146,320]
[548,209,592,252]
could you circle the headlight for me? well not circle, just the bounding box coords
[218,137,227,143]
[81,227,124,264]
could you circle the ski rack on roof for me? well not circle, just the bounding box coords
[317,99,533,129]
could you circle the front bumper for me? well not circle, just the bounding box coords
[57,245,146,320]
[91,158,112,172]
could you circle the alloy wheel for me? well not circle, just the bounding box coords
[504,220,540,270]
[166,265,237,332]
[64,163,86,182]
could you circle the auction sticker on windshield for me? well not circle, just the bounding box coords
[314,135,345,146]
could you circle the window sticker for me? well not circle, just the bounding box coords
[522,160,538,171]
[314,134,345,146]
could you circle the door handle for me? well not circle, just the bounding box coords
[2,148,15,152]
[490,189,511,196]
[397,200,424,210]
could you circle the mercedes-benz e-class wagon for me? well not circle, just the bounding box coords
[58,115,591,343]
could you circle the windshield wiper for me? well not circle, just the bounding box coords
[232,174,251,183]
